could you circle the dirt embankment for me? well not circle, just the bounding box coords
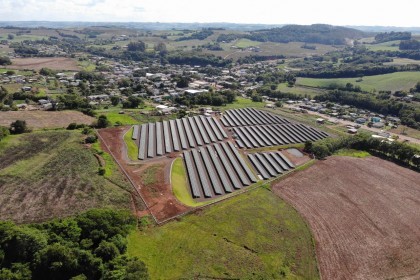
[98,127,190,222]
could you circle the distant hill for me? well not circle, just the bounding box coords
[247,24,369,45]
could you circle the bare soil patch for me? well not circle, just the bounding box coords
[7,57,81,71]
[0,110,95,129]
[273,156,420,280]
[98,127,190,222]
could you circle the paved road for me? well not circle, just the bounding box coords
[284,105,420,145]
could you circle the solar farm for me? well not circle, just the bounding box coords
[131,108,328,200]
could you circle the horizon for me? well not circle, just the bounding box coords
[0,0,419,27]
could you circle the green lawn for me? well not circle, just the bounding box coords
[123,126,138,161]
[128,188,319,279]
[297,71,420,92]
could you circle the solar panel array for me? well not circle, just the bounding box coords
[248,151,295,180]
[221,108,290,127]
[233,123,328,149]
[220,108,328,148]
[183,142,257,198]
[135,116,228,160]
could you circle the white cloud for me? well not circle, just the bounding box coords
[0,0,419,26]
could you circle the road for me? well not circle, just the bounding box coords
[284,105,420,145]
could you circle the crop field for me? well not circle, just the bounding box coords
[0,130,136,223]
[128,188,319,279]
[0,110,95,129]
[296,71,420,92]
[6,57,81,71]
[273,156,420,280]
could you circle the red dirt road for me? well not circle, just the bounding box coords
[97,127,190,222]
[273,156,420,280]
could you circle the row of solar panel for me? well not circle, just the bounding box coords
[183,142,257,198]
[221,108,290,127]
[234,123,328,149]
[134,116,228,160]
[248,152,294,180]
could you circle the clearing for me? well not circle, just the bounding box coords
[0,110,95,129]
[0,130,140,223]
[273,156,420,280]
[128,188,319,279]
[296,71,420,92]
[7,57,81,71]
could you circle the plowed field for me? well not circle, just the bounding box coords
[273,156,420,280]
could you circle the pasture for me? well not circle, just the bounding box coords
[296,71,420,92]
[127,188,319,279]
[0,130,136,223]
[277,83,325,97]
[365,40,400,51]
[273,156,420,280]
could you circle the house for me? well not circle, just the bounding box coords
[355,118,367,124]
[265,103,275,108]
[316,118,325,124]
[372,122,385,129]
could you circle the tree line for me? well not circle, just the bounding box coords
[305,134,420,169]
[0,209,149,280]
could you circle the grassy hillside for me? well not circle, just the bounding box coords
[127,188,319,279]
[296,71,420,92]
[0,130,136,223]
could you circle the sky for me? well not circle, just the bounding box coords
[0,0,419,27]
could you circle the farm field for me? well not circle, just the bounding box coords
[7,57,81,71]
[296,71,420,92]
[0,130,137,223]
[273,156,420,280]
[0,110,95,129]
[128,188,319,279]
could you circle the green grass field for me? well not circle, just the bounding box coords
[234,38,262,49]
[123,126,138,161]
[0,130,134,223]
[95,109,139,125]
[128,188,319,279]
[365,40,400,51]
[296,71,420,92]
[334,149,371,158]
[214,97,265,111]
[277,83,325,98]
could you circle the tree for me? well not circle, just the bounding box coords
[9,120,28,134]
[110,96,120,106]
[7,34,14,40]
[0,56,11,66]
[96,115,110,128]
[154,42,167,54]
[275,101,283,107]
[127,41,146,52]
[122,96,143,109]
[94,241,119,262]
[176,76,190,88]
[39,68,55,76]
